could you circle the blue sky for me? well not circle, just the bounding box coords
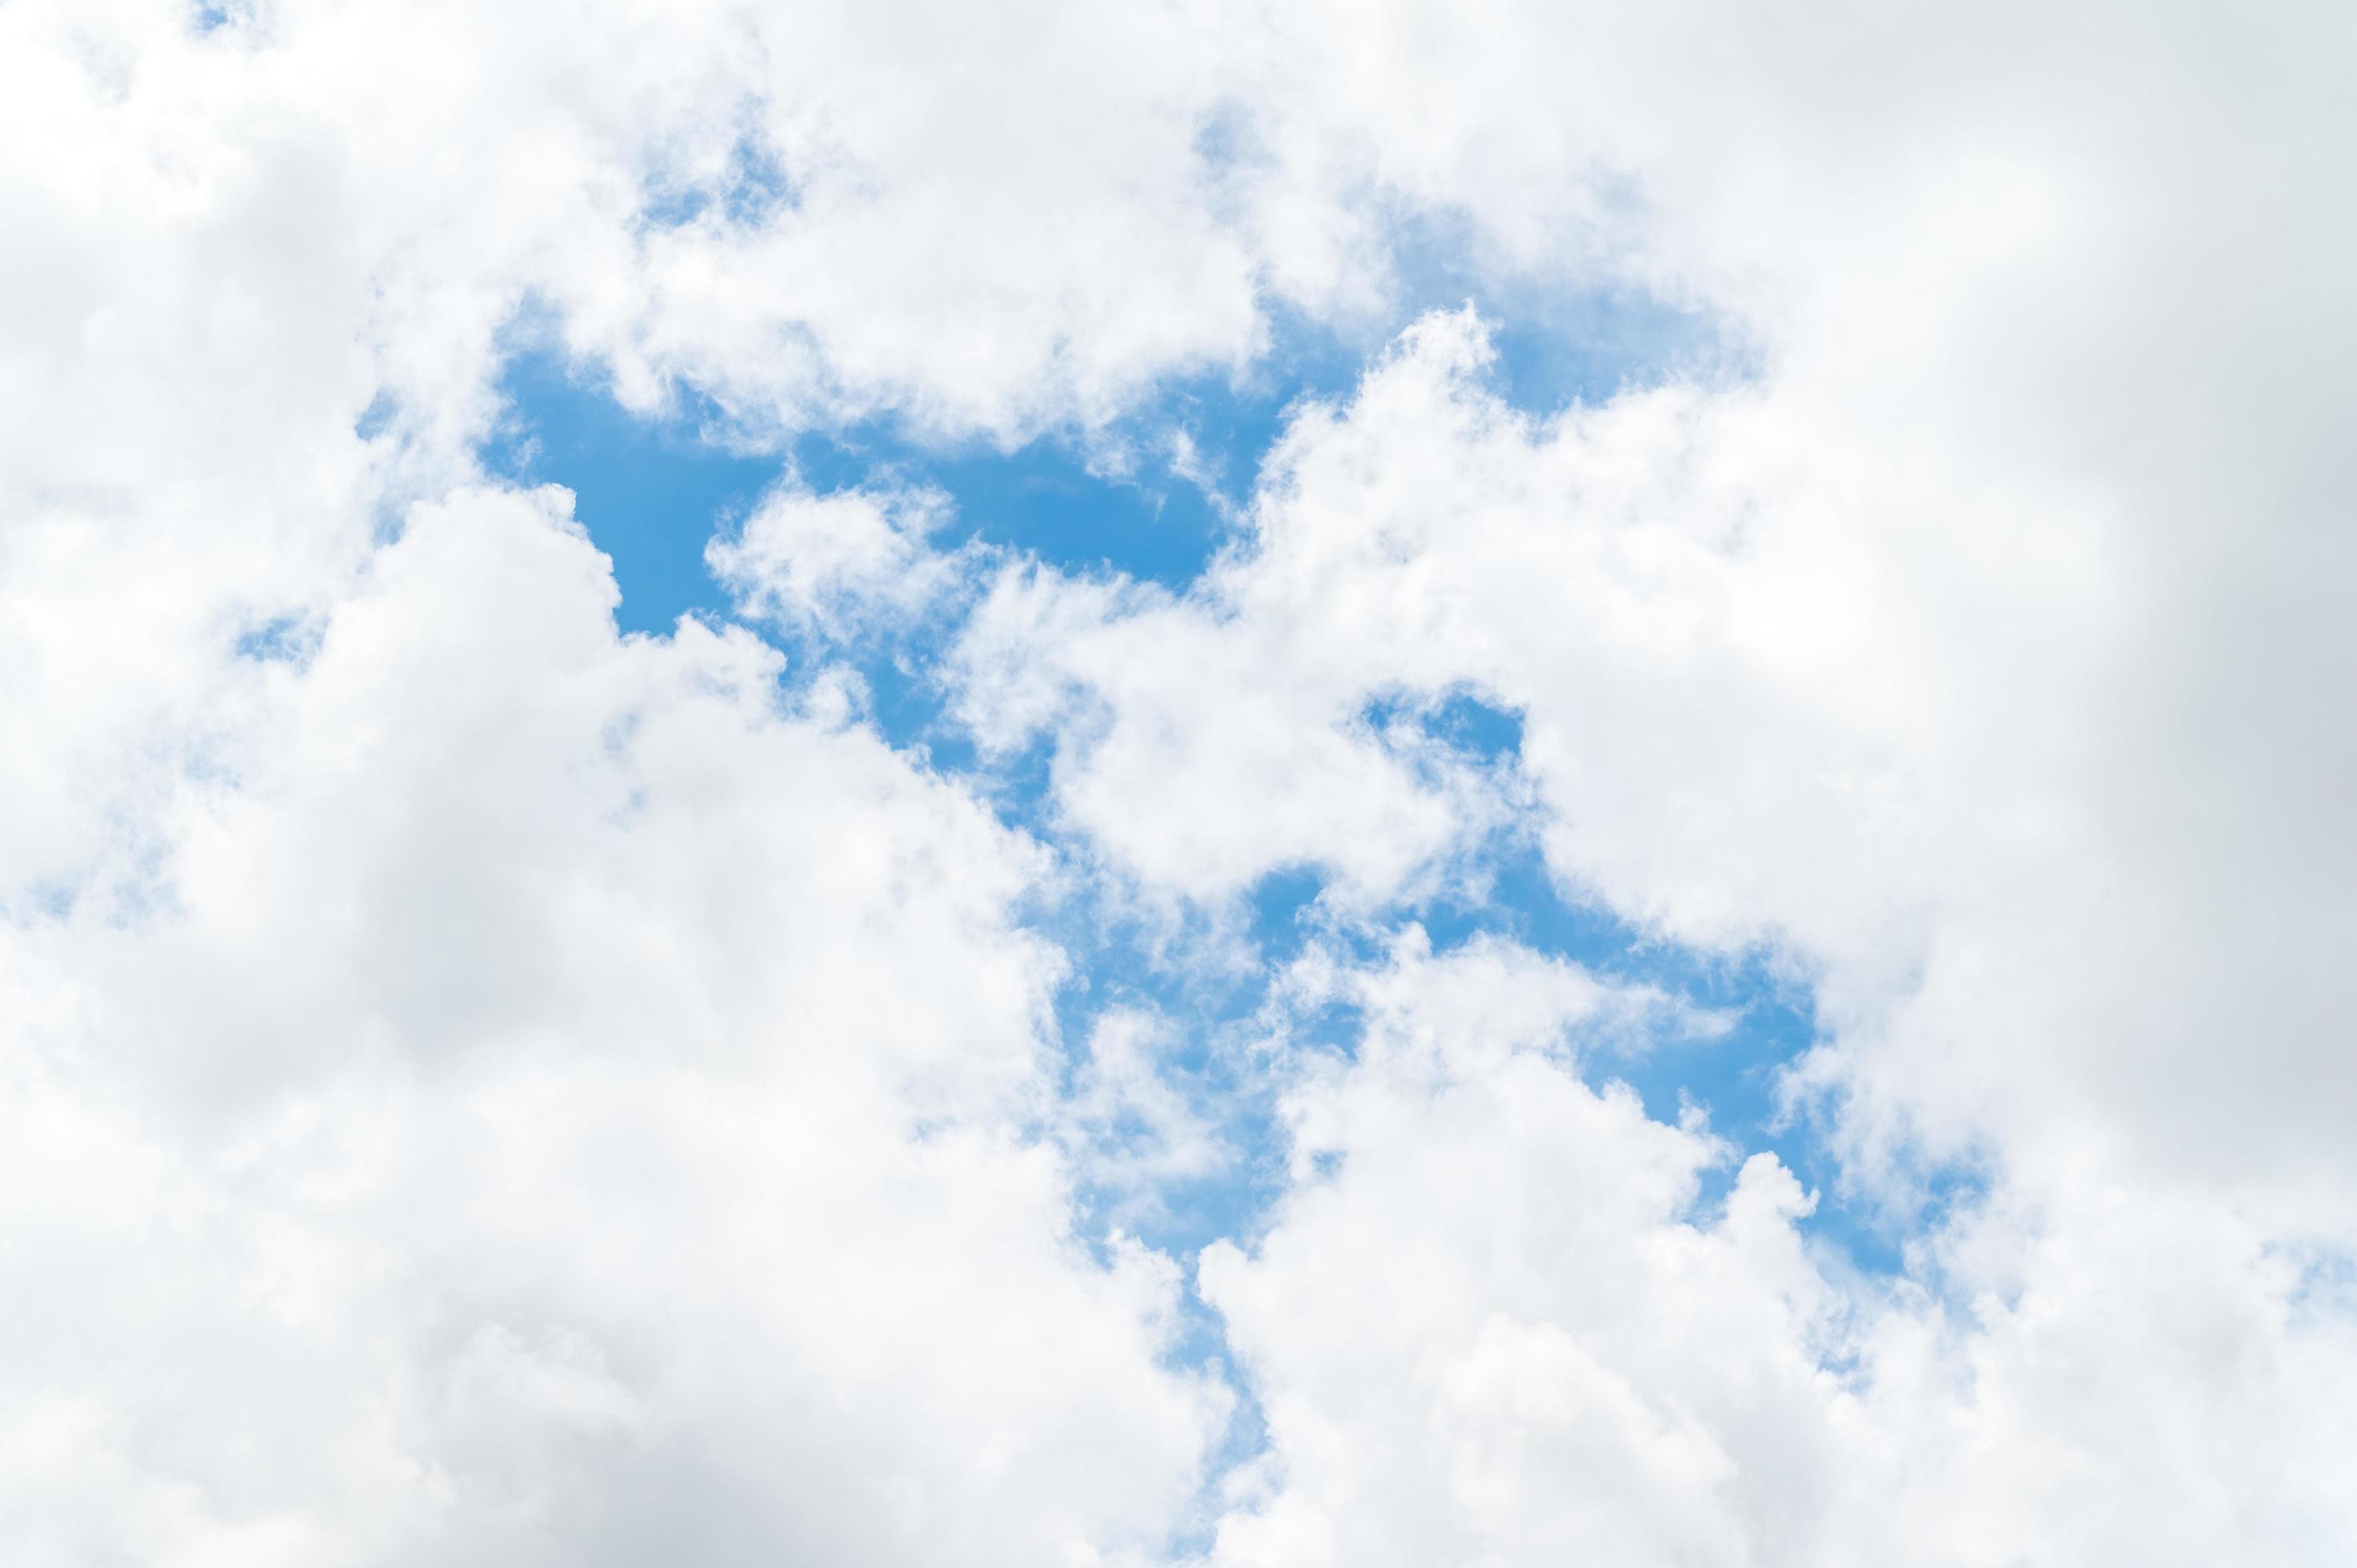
[480,294,1946,1295]
[22,6,2357,1562]
[479,310,1979,1566]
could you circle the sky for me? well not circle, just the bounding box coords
[4,2,2357,1564]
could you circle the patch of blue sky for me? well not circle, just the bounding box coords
[482,268,1723,637]
[1031,865,1299,1233]
[354,389,398,442]
[1226,833,1980,1280]
[2280,1242,2357,1327]
[638,131,798,230]
[791,419,1231,592]
[475,269,1955,1291]
[232,611,316,666]
[482,348,781,637]
[481,349,1235,646]
[1239,689,1971,1274]
[1383,203,1747,403]
[462,247,1946,1545]
[1030,913,1296,1560]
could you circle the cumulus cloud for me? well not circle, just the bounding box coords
[7,0,2357,1562]
[708,477,959,635]
[1203,936,2357,1566]
[1,486,1226,1565]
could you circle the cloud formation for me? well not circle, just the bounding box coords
[6,0,2357,1563]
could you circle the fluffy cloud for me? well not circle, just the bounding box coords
[0,486,1223,1564]
[708,477,959,636]
[1202,937,2357,1566]
[948,249,2357,1210]
[945,294,2357,1550]
[8,0,2357,1562]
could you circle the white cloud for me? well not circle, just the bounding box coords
[955,273,2357,1210]
[7,0,2357,1561]
[1055,1007,1230,1220]
[0,488,1224,1564]
[707,476,960,635]
[1201,937,2357,1566]
[950,560,1489,906]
